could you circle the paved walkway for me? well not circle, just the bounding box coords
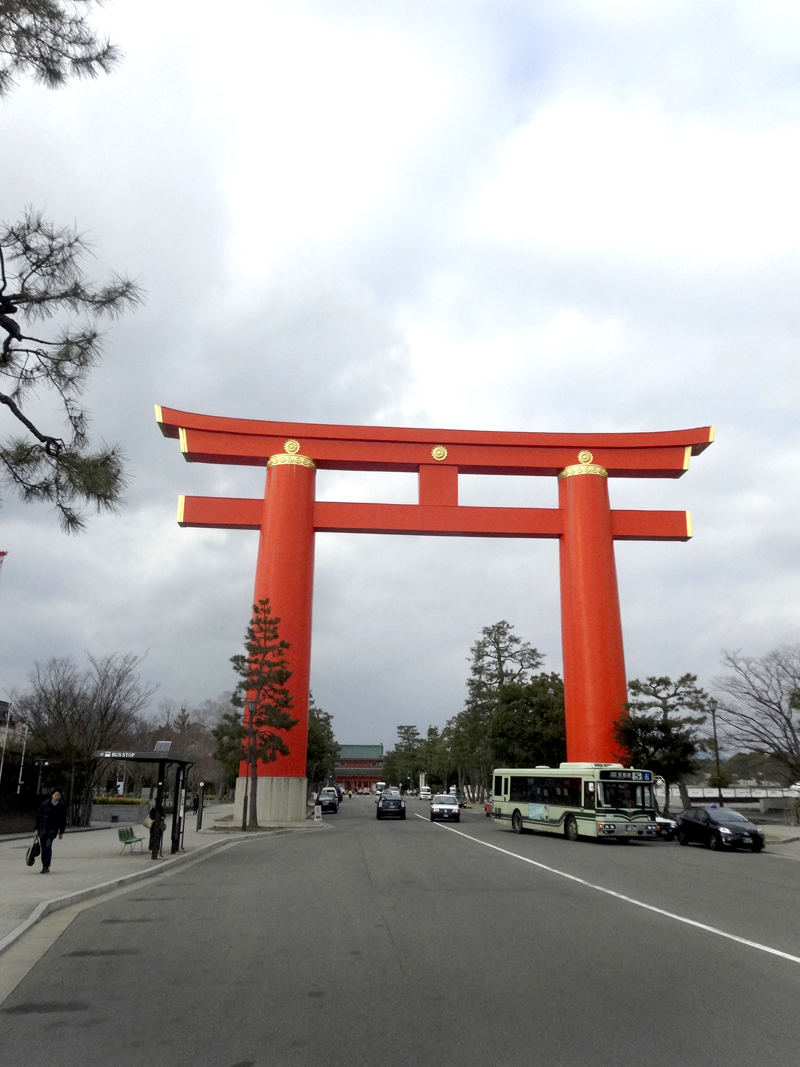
[0,804,316,954]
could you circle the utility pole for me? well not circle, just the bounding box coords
[709,698,724,807]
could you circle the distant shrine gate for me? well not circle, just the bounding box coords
[157,407,714,823]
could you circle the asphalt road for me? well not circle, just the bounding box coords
[2,796,800,1067]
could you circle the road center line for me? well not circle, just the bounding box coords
[414,814,800,966]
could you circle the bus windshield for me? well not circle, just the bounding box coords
[598,782,653,810]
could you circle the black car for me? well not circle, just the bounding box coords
[676,806,764,852]
[317,788,339,814]
[376,792,406,820]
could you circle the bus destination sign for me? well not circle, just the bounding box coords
[598,770,652,782]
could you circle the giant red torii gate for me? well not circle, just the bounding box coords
[157,405,713,822]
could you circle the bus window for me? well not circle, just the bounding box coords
[494,775,503,796]
[509,776,531,802]
[503,777,509,796]
[583,781,595,810]
[598,782,653,810]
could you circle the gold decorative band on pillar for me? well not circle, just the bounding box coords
[268,453,316,469]
[267,438,316,469]
[558,449,608,480]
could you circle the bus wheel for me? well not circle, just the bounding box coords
[565,815,579,842]
[512,810,524,834]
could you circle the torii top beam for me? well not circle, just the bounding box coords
[157,406,713,478]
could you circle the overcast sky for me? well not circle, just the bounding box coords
[1,0,800,749]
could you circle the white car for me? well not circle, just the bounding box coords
[419,787,432,800]
[430,794,461,823]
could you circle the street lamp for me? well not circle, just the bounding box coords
[709,698,724,807]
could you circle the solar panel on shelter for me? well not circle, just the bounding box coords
[154,740,172,752]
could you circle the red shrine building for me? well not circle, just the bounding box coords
[334,745,385,793]
[157,406,714,824]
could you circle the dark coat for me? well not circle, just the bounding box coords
[148,809,166,850]
[35,798,67,836]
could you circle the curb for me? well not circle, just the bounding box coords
[0,826,316,957]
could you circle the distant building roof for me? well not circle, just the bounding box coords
[337,745,384,760]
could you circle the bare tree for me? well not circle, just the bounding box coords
[14,652,155,824]
[714,645,800,780]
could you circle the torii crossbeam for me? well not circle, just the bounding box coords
[157,406,713,823]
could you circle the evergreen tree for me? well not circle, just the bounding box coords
[305,692,339,797]
[0,1,121,97]
[211,707,245,795]
[0,209,142,530]
[231,598,298,829]
[614,674,708,814]
[0,7,140,530]
[489,673,566,769]
[449,621,544,798]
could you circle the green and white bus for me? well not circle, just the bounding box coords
[491,763,659,842]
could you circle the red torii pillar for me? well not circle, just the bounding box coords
[558,452,627,761]
[157,407,713,823]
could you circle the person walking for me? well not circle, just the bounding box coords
[34,788,67,874]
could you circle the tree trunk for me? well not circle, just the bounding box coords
[677,778,691,811]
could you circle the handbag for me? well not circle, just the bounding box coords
[143,815,153,829]
[25,836,41,866]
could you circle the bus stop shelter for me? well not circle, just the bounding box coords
[92,747,194,855]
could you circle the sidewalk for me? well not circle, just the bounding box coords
[0,804,316,955]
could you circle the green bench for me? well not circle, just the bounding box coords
[118,826,146,854]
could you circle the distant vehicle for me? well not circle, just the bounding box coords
[492,764,659,842]
[375,781,387,801]
[376,792,406,820]
[419,787,432,800]
[317,787,339,814]
[655,815,677,841]
[676,807,765,852]
[430,794,460,823]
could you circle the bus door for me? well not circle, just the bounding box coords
[584,781,596,810]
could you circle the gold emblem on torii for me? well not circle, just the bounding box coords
[558,450,608,480]
[267,439,316,469]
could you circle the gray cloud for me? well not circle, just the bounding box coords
[2,2,800,751]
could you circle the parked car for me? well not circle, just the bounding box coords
[317,787,339,814]
[430,794,461,823]
[676,806,764,852]
[376,792,406,820]
[655,815,677,841]
[419,787,432,800]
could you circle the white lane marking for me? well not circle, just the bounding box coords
[414,814,800,966]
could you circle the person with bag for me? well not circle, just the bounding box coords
[34,788,67,874]
[25,835,41,866]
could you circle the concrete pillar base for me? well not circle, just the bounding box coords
[233,776,308,826]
